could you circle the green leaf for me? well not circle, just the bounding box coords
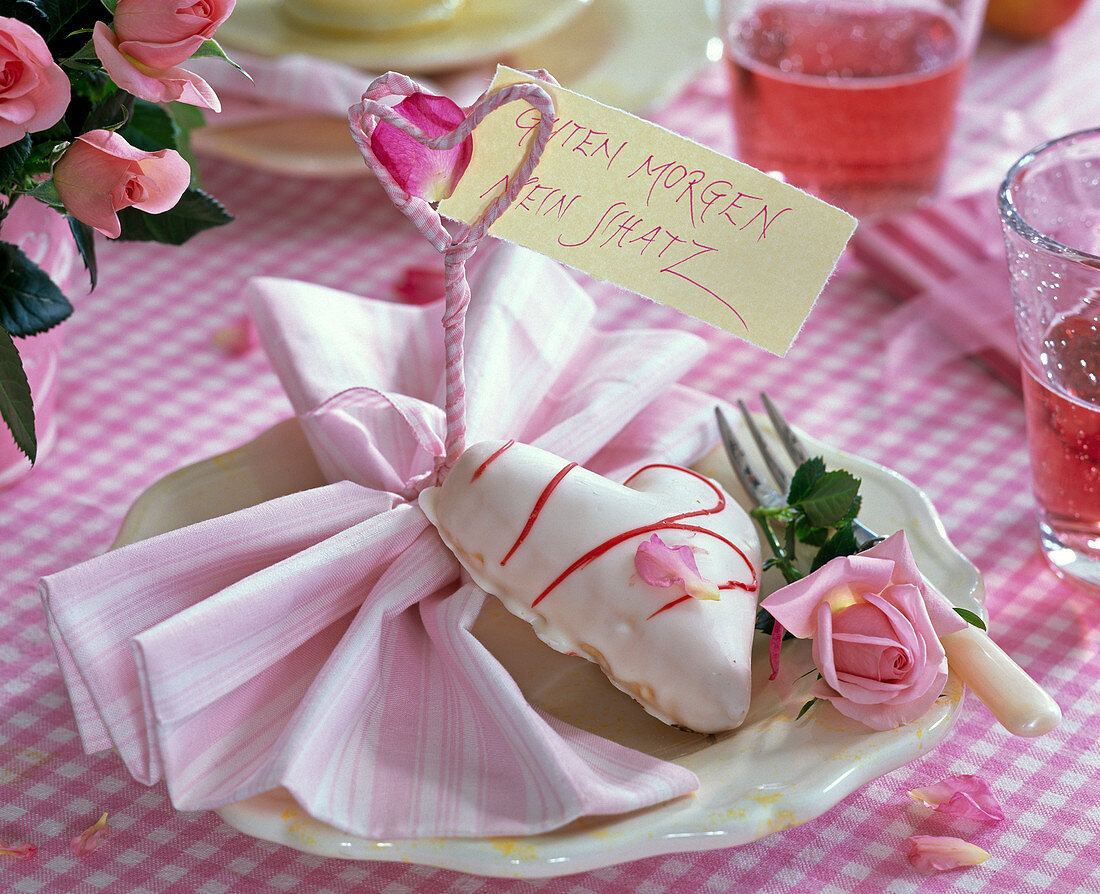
[26,179,64,210]
[12,0,108,54]
[115,189,233,245]
[190,38,252,80]
[787,456,826,505]
[796,468,861,527]
[0,241,74,336]
[67,217,98,290]
[0,136,33,184]
[954,607,987,631]
[810,524,859,572]
[793,516,828,547]
[795,698,819,720]
[79,86,132,134]
[119,100,179,153]
[0,325,36,463]
[168,103,206,184]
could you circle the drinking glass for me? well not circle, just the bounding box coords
[715,0,987,218]
[999,127,1100,592]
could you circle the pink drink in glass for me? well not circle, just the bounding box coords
[725,2,967,216]
[1020,314,1100,556]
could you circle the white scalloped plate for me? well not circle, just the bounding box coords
[113,415,984,878]
[216,0,591,72]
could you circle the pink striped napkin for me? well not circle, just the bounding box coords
[849,191,1021,391]
[41,242,721,840]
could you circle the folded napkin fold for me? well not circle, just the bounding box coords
[849,191,1020,391]
[42,242,727,839]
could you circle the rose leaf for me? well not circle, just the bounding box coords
[67,217,97,289]
[116,189,233,245]
[0,325,36,462]
[809,523,859,572]
[0,136,32,184]
[119,100,179,154]
[787,455,826,505]
[954,607,987,631]
[0,242,74,336]
[796,468,860,527]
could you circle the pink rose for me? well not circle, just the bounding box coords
[112,0,235,69]
[761,532,966,730]
[53,129,190,238]
[91,0,236,112]
[0,16,71,148]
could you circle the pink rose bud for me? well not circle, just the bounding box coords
[113,0,236,69]
[907,835,991,872]
[761,532,967,731]
[0,16,71,148]
[53,130,190,239]
[92,16,223,111]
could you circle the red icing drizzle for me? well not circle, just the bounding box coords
[471,439,514,481]
[525,463,758,611]
[501,461,577,566]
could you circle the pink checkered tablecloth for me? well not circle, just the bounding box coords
[4,7,1100,892]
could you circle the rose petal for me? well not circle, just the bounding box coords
[0,840,36,860]
[93,22,221,112]
[70,813,109,857]
[760,553,895,639]
[213,314,258,356]
[768,617,785,681]
[908,775,1005,822]
[907,835,991,872]
[635,533,718,601]
[370,92,472,202]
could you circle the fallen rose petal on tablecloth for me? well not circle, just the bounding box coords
[41,243,725,840]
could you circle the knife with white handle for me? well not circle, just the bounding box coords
[940,624,1061,736]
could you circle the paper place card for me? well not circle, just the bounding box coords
[439,67,856,356]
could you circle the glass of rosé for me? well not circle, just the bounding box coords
[999,127,1100,592]
[716,0,987,218]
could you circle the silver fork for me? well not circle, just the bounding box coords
[715,395,1061,738]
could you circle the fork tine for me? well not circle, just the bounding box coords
[714,406,785,509]
[737,399,791,495]
[760,392,810,468]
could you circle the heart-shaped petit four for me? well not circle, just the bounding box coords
[419,440,762,733]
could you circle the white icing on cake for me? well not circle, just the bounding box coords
[419,440,762,733]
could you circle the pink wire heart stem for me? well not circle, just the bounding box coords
[348,71,557,484]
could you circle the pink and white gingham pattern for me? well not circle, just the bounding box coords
[6,8,1100,892]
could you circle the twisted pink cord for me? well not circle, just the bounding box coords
[348,72,557,483]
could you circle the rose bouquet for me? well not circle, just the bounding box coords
[0,0,240,463]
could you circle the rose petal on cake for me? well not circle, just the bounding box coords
[907,835,991,872]
[635,533,719,601]
[908,775,1005,822]
[370,92,472,202]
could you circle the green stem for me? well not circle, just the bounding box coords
[752,510,802,585]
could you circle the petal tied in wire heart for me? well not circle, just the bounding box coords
[370,92,473,203]
[349,71,557,249]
